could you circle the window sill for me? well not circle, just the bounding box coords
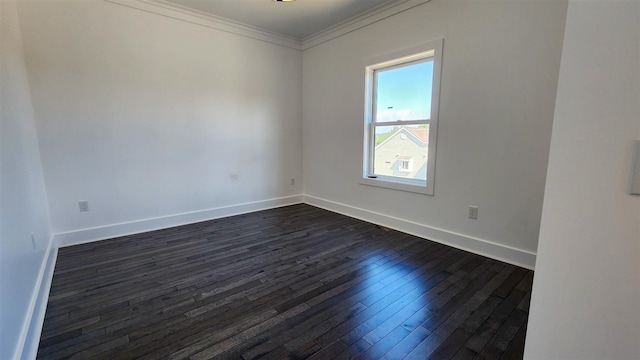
[359,177,433,195]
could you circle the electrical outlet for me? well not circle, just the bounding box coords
[290,178,295,186]
[79,200,89,212]
[31,233,36,250]
[468,206,478,220]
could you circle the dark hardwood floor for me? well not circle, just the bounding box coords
[37,204,533,359]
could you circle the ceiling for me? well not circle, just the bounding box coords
[161,0,394,40]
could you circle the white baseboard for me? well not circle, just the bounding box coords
[18,195,302,359]
[55,195,303,247]
[19,245,57,360]
[14,235,57,360]
[18,193,533,359]
[303,195,536,269]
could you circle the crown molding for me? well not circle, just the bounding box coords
[105,0,432,52]
[302,0,432,50]
[105,0,303,50]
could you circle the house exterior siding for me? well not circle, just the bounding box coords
[374,128,427,180]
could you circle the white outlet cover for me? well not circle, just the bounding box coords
[79,201,89,212]
[468,206,478,219]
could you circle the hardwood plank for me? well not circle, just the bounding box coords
[355,325,411,360]
[452,346,481,360]
[381,325,431,360]
[37,204,534,360]
[500,323,527,360]
[465,289,528,354]
[307,340,347,360]
[428,328,474,360]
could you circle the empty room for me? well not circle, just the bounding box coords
[1,0,638,359]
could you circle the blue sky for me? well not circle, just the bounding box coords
[375,60,433,122]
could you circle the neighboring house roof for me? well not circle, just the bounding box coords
[376,126,430,149]
[405,127,429,143]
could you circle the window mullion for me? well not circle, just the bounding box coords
[374,119,430,126]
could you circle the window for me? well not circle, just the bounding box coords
[399,158,412,172]
[361,40,443,195]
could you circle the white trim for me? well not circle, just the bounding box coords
[360,176,430,194]
[104,0,303,50]
[13,234,55,360]
[302,0,432,50]
[19,196,303,358]
[103,0,433,52]
[303,195,536,270]
[55,195,303,247]
[16,194,534,358]
[20,246,58,360]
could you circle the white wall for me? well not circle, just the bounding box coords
[17,0,303,236]
[0,0,53,358]
[302,0,567,266]
[524,1,640,358]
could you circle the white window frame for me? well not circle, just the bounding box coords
[360,39,443,195]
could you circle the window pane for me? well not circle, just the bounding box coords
[373,124,428,181]
[375,60,433,122]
